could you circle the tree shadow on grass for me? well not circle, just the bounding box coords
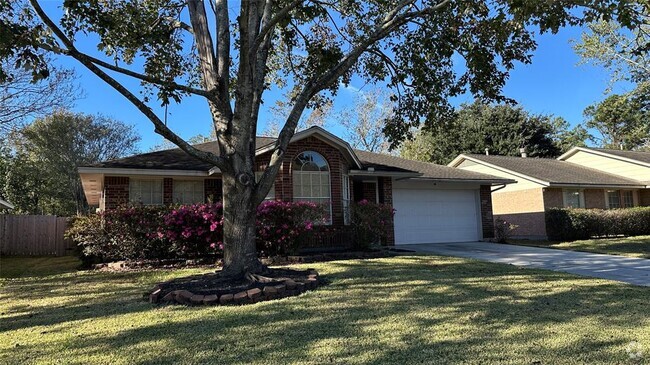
[2,255,648,364]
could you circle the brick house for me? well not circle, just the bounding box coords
[79,127,512,246]
[449,148,650,239]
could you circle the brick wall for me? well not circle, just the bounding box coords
[257,136,349,226]
[639,189,650,206]
[479,185,494,239]
[163,178,173,205]
[361,182,378,202]
[584,189,606,209]
[543,188,564,209]
[491,188,546,238]
[104,176,129,209]
[205,179,223,203]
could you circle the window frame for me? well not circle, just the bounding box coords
[172,179,205,205]
[292,151,332,224]
[129,178,163,206]
[562,188,585,208]
[605,190,622,209]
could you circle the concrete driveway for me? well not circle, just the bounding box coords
[399,241,650,287]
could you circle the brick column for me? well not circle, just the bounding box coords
[480,185,494,239]
[205,179,223,203]
[163,178,173,205]
[639,189,650,207]
[104,176,129,210]
[381,177,395,246]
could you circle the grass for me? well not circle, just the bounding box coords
[1,255,649,365]
[510,235,650,259]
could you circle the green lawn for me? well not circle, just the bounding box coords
[1,255,648,365]
[510,235,650,259]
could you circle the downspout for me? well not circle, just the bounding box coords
[491,183,507,193]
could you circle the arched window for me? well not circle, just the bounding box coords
[293,151,331,223]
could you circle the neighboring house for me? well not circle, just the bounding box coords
[79,127,513,246]
[0,198,14,211]
[449,148,650,239]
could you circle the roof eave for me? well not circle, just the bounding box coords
[349,170,422,178]
[404,177,516,185]
[448,154,550,186]
[78,167,211,177]
[255,126,363,169]
[547,182,647,189]
[558,147,650,168]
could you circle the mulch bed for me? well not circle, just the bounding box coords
[146,267,321,306]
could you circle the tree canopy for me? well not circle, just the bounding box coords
[1,111,140,215]
[401,101,589,164]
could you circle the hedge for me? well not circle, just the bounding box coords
[545,207,650,241]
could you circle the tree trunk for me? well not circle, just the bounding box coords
[220,171,264,277]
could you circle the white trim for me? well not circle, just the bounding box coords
[79,167,209,177]
[558,147,650,168]
[256,126,363,169]
[448,154,645,188]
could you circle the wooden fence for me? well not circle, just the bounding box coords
[0,215,75,256]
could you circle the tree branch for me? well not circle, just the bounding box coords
[256,0,452,201]
[29,0,229,170]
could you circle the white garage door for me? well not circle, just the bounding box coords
[393,187,480,244]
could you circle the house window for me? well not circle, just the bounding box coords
[606,190,621,209]
[129,179,163,205]
[255,172,275,200]
[562,189,584,208]
[605,190,636,209]
[622,190,634,208]
[292,151,331,223]
[173,180,204,204]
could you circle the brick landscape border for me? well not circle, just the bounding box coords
[147,269,320,306]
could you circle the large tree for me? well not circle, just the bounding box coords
[2,0,644,276]
[401,102,587,164]
[3,111,140,215]
[583,89,649,150]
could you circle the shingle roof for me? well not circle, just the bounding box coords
[464,154,644,186]
[86,137,277,170]
[355,150,513,182]
[83,134,511,183]
[585,147,650,165]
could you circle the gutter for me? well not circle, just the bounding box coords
[78,167,211,177]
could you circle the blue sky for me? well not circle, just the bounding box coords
[43,4,627,152]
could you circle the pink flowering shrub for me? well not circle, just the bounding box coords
[159,203,224,258]
[256,200,325,256]
[67,201,325,262]
[350,200,395,249]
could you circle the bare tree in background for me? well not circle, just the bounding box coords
[339,89,394,153]
[0,55,79,133]
[264,98,333,136]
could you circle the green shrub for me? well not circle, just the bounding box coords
[545,207,650,241]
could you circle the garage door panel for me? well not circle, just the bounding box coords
[393,188,480,244]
